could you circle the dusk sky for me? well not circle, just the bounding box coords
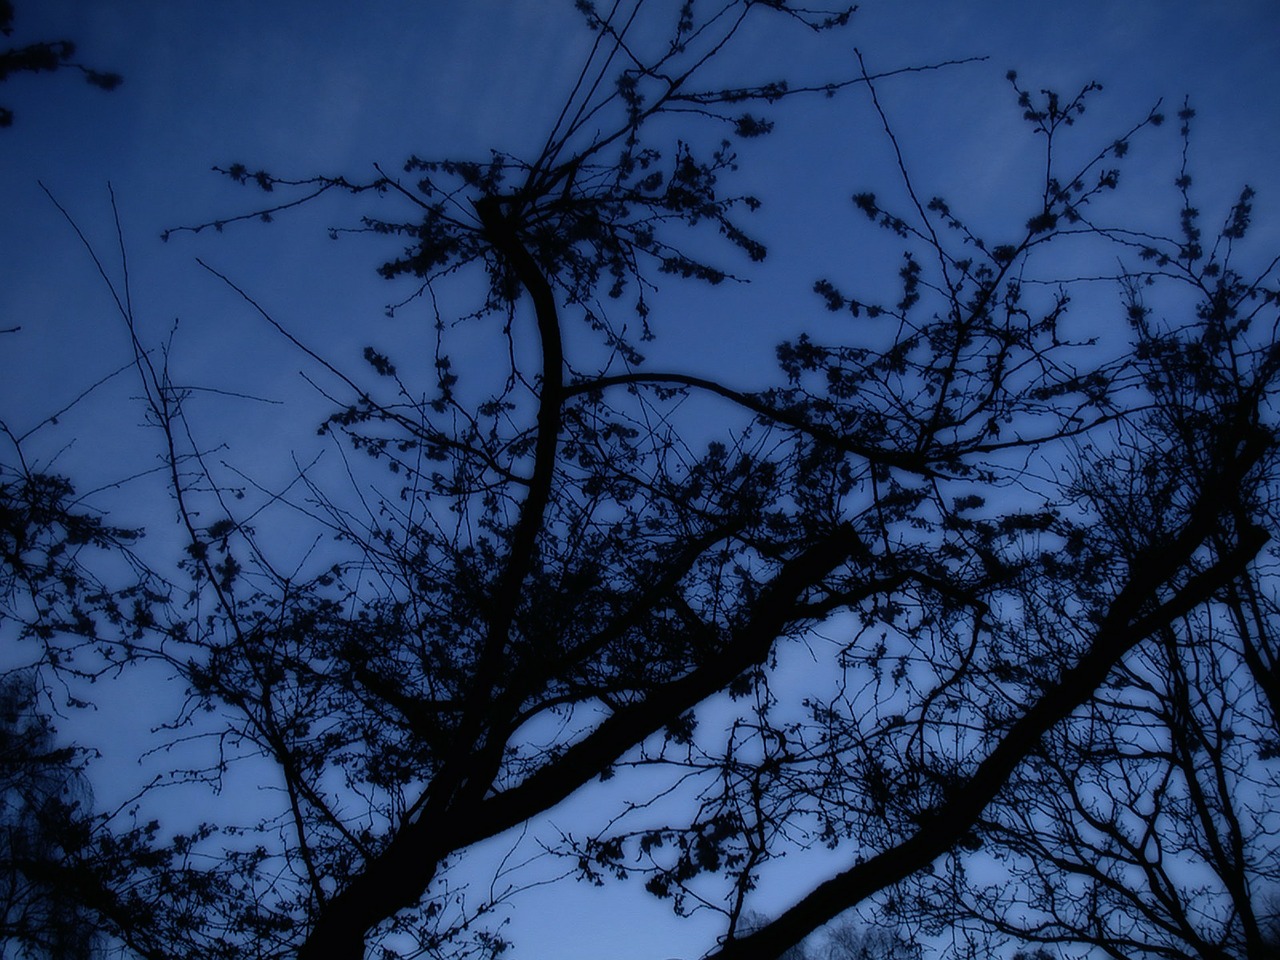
[6,1,1280,467]
[4,2,1280,959]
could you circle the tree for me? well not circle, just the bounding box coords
[819,918,920,960]
[26,3,1280,959]
[0,0,120,128]
[0,672,100,960]
[905,520,1280,959]
[736,912,919,960]
[0,388,227,960]
[866,106,1280,960]
[905,606,1280,960]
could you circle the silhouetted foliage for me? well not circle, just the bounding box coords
[0,1,120,128]
[21,3,1280,960]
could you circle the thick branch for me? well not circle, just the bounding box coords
[297,523,864,959]
[442,196,567,788]
[298,195,566,960]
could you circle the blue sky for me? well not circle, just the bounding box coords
[6,1,1280,460]
[6,0,1280,418]
[3,2,1280,958]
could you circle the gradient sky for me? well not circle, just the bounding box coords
[3,2,1280,958]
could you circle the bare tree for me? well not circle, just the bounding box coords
[821,918,920,960]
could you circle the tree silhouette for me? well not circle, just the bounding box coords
[28,4,1280,959]
[906,549,1280,960]
[871,105,1280,960]
[734,911,918,960]
[0,673,101,959]
[819,918,920,960]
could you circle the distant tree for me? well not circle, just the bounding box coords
[0,0,120,128]
[0,672,101,959]
[34,4,1280,960]
[735,911,918,960]
[820,917,920,960]
[0,665,225,960]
